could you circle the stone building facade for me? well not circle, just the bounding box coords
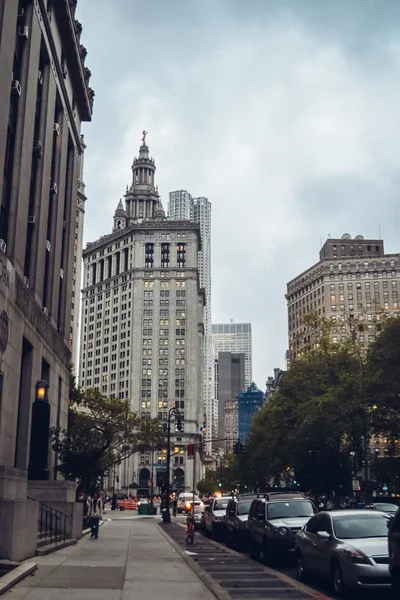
[79,141,205,493]
[0,0,93,559]
[286,235,400,363]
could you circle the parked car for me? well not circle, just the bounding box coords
[296,510,391,595]
[225,494,257,550]
[177,493,204,513]
[388,505,400,591]
[203,496,231,540]
[365,502,398,516]
[247,492,317,565]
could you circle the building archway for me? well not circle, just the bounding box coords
[139,467,150,487]
[174,468,185,490]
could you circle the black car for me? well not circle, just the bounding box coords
[389,506,400,591]
[225,494,257,550]
[246,492,317,565]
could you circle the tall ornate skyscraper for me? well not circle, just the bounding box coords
[168,192,215,450]
[79,140,205,493]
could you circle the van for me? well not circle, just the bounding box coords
[177,493,203,513]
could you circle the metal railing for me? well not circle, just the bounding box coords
[36,500,69,546]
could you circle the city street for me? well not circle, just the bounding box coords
[173,514,396,599]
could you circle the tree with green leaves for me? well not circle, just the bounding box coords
[366,317,400,442]
[242,315,370,498]
[51,389,164,493]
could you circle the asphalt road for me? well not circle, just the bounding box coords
[173,516,397,600]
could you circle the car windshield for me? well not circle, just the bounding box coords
[333,514,390,539]
[267,501,315,520]
[237,501,252,515]
[183,495,201,502]
[214,500,229,510]
[374,504,398,512]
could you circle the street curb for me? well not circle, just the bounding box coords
[0,561,37,596]
[157,523,231,600]
[160,523,333,600]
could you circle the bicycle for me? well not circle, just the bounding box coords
[186,514,195,545]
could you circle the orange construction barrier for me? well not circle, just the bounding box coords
[119,499,138,510]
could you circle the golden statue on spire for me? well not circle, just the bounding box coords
[142,130,148,145]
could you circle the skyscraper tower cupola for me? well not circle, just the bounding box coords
[113,199,126,232]
[124,131,165,222]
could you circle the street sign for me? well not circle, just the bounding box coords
[352,479,360,491]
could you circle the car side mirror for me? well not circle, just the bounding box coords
[387,516,394,528]
[316,531,331,540]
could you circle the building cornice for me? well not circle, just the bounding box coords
[53,0,93,121]
[83,220,201,256]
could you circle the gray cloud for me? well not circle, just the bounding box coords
[77,0,400,386]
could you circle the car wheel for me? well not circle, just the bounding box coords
[296,550,308,582]
[212,524,218,541]
[262,539,276,567]
[392,570,400,592]
[225,529,232,547]
[249,537,261,560]
[232,530,240,551]
[331,560,345,596]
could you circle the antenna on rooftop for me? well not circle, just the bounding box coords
[378,225,381,240]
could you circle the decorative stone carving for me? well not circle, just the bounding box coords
[88,87,95,111]
[70,0,78,17]
[79,43,87,62]
[84,67,91,84]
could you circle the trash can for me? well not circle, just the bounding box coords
[138,502,149,515]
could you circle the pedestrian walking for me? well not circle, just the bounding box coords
[88,492,103,539]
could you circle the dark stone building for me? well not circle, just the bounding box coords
[0,0,92,559]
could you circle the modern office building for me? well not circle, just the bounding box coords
[212,322,253,387]
[168,191,215,448]
[0,0,93,560]
[286,234,400,362]
[214,352,245,452]
[238,384,264,443]
[79,139,205,493]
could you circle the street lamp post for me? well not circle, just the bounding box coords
[163,406,182,523]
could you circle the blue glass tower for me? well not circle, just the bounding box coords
[238,383,264,442]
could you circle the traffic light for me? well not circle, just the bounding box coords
[218,482,222,487]
[234,441,245,454]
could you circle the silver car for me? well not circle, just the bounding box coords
[295,510,391,595]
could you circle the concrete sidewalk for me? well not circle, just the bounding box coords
[2,515,217,600]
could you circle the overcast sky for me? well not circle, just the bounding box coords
[76,0,400,387]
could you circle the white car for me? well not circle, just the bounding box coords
[203,496,231,540]
[177,493,204,513]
